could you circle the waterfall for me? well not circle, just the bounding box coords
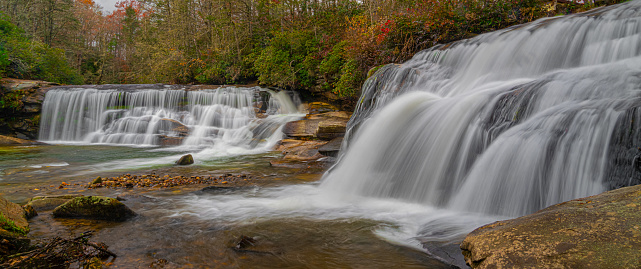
[322,1,641,217]
[39,85,302,150]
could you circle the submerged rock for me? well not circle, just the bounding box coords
[175,154,194,165]
[52,196,136,221]
[26,194,84,212]
[461,184,641,268]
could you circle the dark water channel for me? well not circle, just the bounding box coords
[0,144,451,268]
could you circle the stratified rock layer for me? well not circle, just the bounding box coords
[461,184,641,268]
[0,78,57,139]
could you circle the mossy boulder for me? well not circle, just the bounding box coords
[175,154,194,165]
[0,196,29,235]
[52,196,136,221]
[461,184,641,268]
[0,196,30,255]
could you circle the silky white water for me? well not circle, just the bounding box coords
[39,86,303,167]
[323,1,641,218]
[30,1,641,265]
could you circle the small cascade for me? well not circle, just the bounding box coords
[39,85,302,150]
[322,1,641,217]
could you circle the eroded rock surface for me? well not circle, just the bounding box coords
[461,185,641,268]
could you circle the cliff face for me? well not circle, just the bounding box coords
[0,79,57,139]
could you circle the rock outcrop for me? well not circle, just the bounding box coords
[273,102,349,167]
[0,78,57,139]
[283,111,350,141]
[0,134,43,145]
[52,196,136,221]
[461,184,641,268]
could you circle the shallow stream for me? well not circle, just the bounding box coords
[0,144,459,268]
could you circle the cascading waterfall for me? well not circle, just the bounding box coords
[39,85,302,151]
[322,1,641,217]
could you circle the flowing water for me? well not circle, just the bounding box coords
[3,1,641,268]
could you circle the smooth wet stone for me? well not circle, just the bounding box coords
[461,184,641,268]
[52,196,136,221]
[27,194,84,212]
[176,154,194,165]
[318,137,343,157]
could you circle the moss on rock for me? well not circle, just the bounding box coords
[52,196,136,221]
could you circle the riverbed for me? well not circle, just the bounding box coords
[0,144,456,268]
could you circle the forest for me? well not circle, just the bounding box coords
[0,0,626,102]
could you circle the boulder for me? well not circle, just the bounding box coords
[461,184,641,268]
[26,194,84,212]
[0,196,29,235]
[0,196,30,255]
[52,196,137,221]
[175,154,194,165]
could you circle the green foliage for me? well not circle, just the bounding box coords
[0,212,28,236]
[0,91,24,112]
[0,17,82,84]
[253,30,320,90]
[319,41,362,97]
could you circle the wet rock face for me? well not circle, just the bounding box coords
[461,184,641,268]
[52,196,137,221]
[0,79,57,139]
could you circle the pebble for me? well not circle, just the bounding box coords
[86,173,253,189]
